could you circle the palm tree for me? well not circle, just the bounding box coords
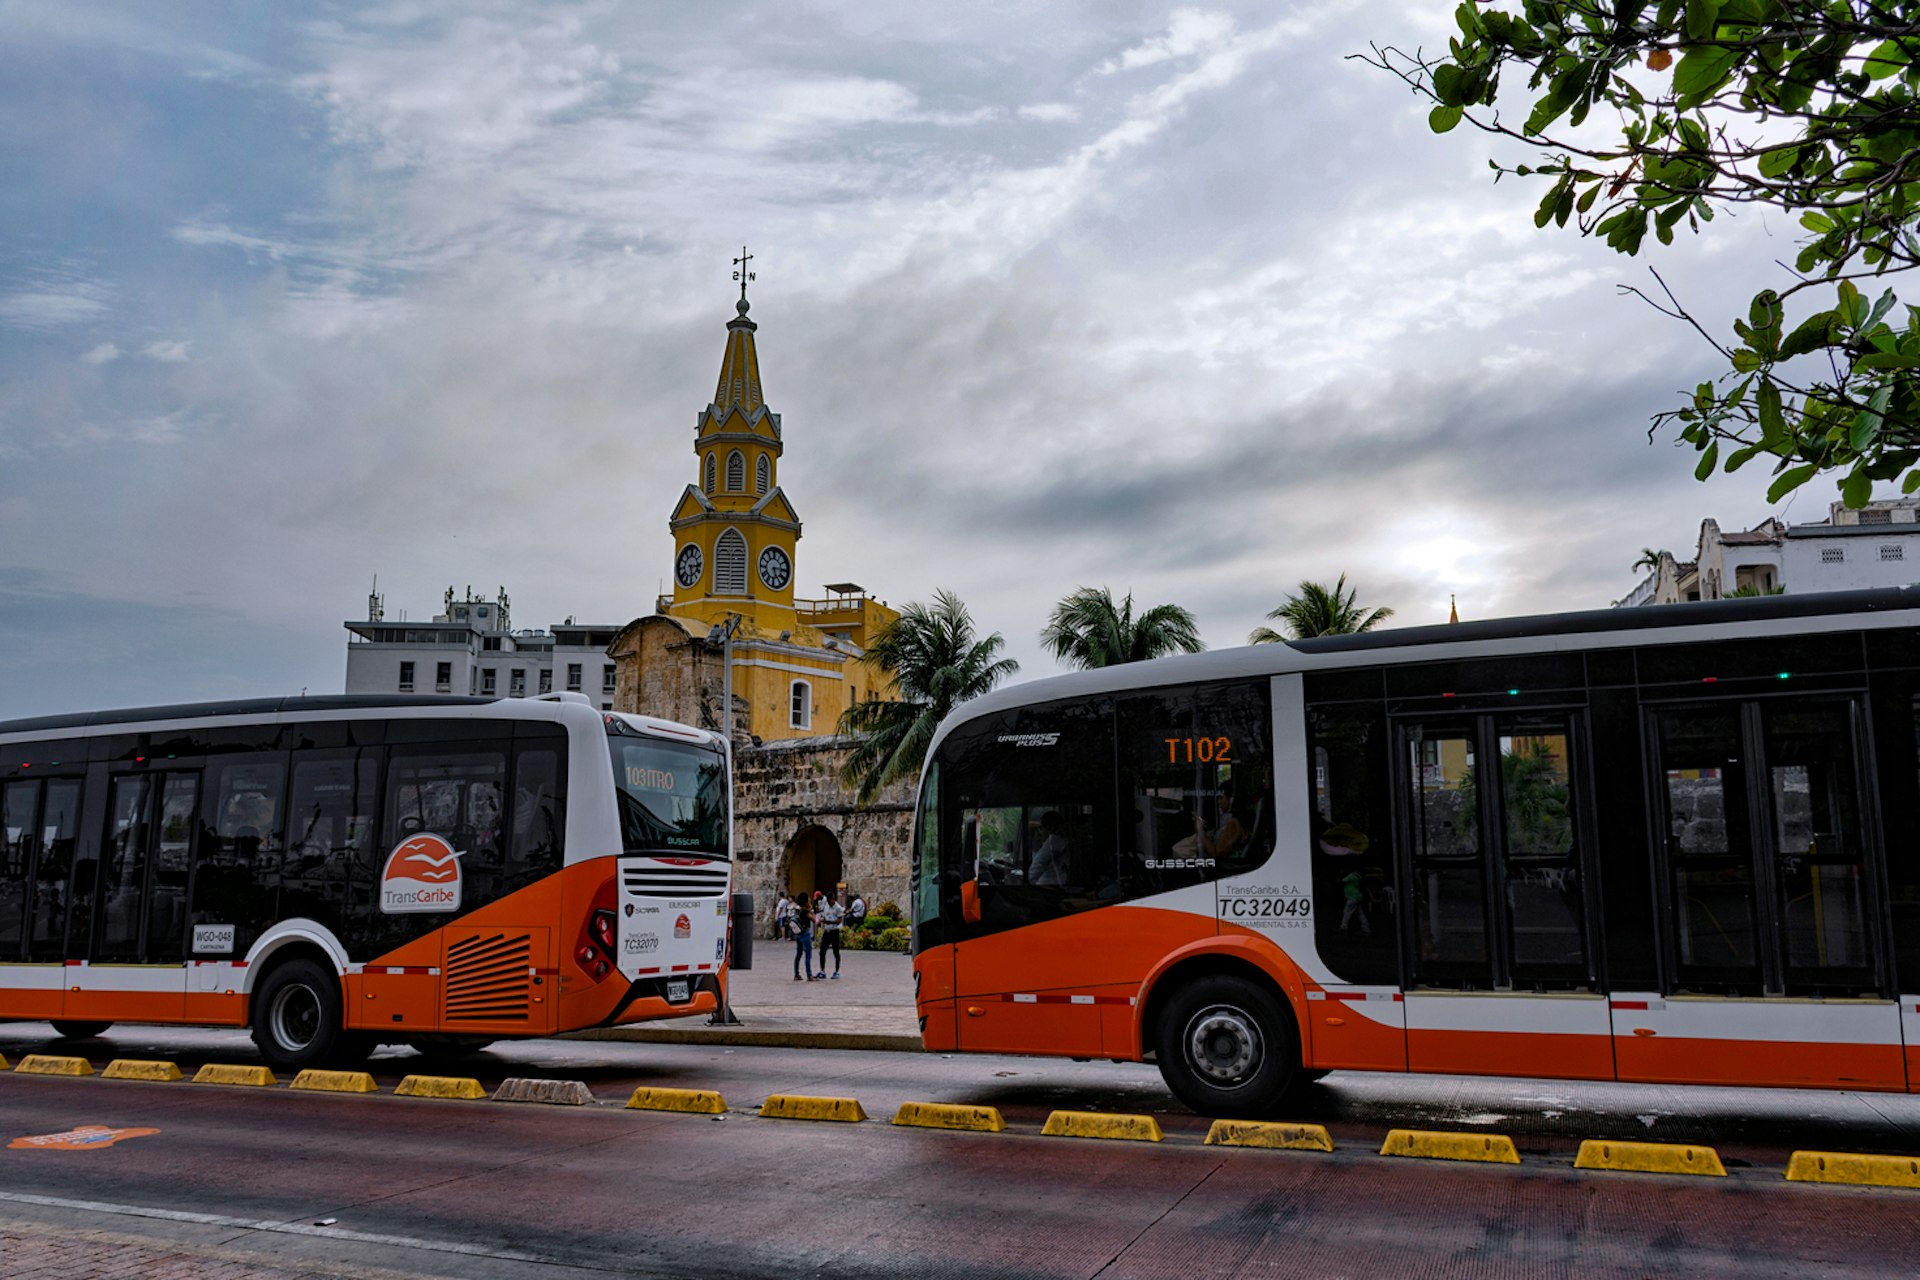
[1631,547,1665,574]
[1040,586,1205,670]
[1249,575,1393,642]
[837,590,1018,804]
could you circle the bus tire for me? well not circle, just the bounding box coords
[1153,974,1298,1118]
[250,958,347,1071]
[49,1020,111,1039]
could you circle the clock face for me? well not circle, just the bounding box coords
[757,545,792,591]
[675,543,703,588]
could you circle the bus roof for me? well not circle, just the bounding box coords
[0,693,499,738]
[932,585,1920,748]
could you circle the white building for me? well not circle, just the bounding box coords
[344,586,621,709]
[1620,498,1920,606]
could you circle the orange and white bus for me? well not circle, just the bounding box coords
[910,588,1920,1115]
[0,692,732,1068]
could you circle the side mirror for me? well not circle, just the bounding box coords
[959,878,981,924]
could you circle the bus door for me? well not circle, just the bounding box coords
[1397,712,1612,1080]
[1626,697,1903,1089]
[0,773,83,1019]
[65,769,197,1022]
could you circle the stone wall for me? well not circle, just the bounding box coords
[730,735,915,928]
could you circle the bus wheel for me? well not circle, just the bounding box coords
[250,958,346,1070]
[49,1020,111,1039]
[1154,974,1298,1118]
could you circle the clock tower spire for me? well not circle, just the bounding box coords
[665,261,802,630]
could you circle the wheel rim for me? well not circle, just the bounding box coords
[268,983,322,1052]
[1183,1002,1262,1088]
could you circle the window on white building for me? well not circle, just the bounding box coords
[482,669,497,695]
[1882,544,1905,561]
[538,669,552,693]
[714,529,748,594]
[510,669,526,697]
[602,664,616,694]
[566,663,582,691]
[435,661,452,692]
[1822,547,1846,563]
[790,680,812,730]
[398,661,415,692]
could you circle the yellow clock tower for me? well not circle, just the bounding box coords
[665,279,802,631]
[615,256,899,744]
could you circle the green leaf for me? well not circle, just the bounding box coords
[1757,145,1799,178]
[1779,311,1837,359]
[1864,38,1909,80]
[1726,443,1765,472]
[1840,468,1872,509]
[1851,383,1893,451]
[1674,45,1739,103]
[1757,381,1786,438]
[1905,471,1920,495]
[1767,462,1820,503]
[1684,0,1723,41]
[1855,353,1920,371]
[1429,104,1464,133]
[1731,349,1764,372]
[1694,441,1720,480]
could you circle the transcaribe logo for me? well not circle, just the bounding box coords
[380,834,466,915]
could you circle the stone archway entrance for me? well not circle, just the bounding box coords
[783,825,844,898]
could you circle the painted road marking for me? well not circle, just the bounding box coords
[9,1125,159,1150]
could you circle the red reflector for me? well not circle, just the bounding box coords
[1702,676,1719,683]
[652,857,708,866]
[576,945,597,966]
[594,961,609,978]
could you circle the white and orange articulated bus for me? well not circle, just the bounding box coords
[0,692,733,1069]
[910,588,1920,1116]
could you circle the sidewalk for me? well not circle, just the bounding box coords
[565,945,923,1052]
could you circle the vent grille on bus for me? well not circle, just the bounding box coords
[623,863,729,899]
[444,931,532,1023]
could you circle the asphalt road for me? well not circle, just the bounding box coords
[3,1023,1920,1278]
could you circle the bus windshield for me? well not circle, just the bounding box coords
[606,730,728,857]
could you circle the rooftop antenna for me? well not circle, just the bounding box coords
[368,575,384,623]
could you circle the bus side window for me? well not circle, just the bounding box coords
[507,744,563,893]
[192,758,287,957]
[1,780,36,959]
[1115,682,1273,904]
[282,750,379,936]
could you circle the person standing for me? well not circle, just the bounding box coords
[773,892,792,941]
[817,893,846,980]
[791,893,814,981]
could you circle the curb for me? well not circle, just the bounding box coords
[1042,1110,1164,1143]
[562,1027,924,1053]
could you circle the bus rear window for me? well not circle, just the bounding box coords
[608,736,728,857]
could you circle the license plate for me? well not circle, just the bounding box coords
[666,979,690,1003]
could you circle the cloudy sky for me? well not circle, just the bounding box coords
[0,1,1854,718]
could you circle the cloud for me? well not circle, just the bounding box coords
[140,340,190,362]
[0,285,111,329]
[80,342,121,364]
[1095,9,1238,76]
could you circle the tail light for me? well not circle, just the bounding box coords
[574,908,619,983]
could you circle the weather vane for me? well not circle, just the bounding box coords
[732,246,755,302]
